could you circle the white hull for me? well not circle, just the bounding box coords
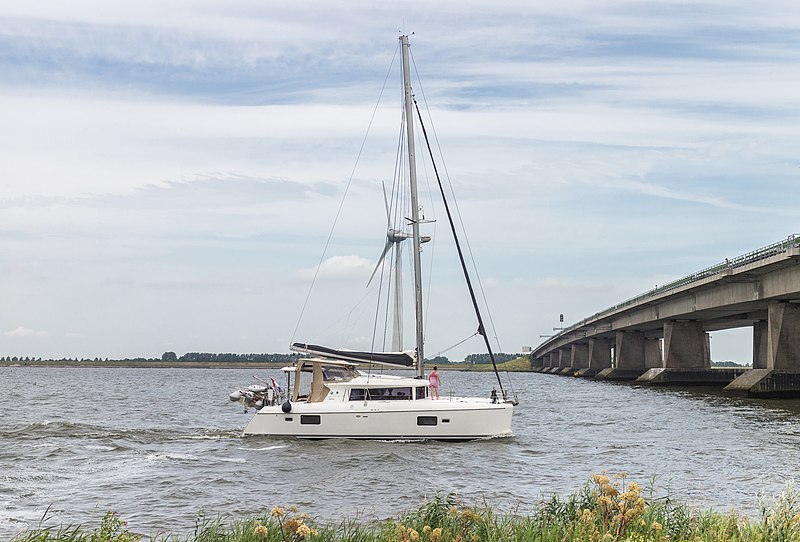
[242,397,513,440]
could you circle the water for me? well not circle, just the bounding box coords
[2,366,800,538]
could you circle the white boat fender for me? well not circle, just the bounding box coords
[281,401,292,413]
[229,390,243,402]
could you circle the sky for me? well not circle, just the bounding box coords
[1,0,799,362]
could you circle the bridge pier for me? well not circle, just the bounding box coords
[726,301,800,397]
[543,348,568,373]
[638,320,744,385]
[557,347,574,375]
[566,343,589,376]
[575,338,612,377]
[645,338,663,368]
[596,331,647,380]
[542,352,553,373]
[664,320,709,368]
[753,320,768,369]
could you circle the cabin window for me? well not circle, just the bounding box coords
[300,415,321,425]
[322,366,354,382]
[417,416,438,426]
[415,386,427,400]
[367,387,412,400]
[349,389,367,401]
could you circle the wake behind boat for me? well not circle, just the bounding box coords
[230,35,517,440]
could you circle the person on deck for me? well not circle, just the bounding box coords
[429,366,440,399]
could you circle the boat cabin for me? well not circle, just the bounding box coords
[289,358,430,404]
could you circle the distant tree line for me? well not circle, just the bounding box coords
[424,355,450,365]
[1,352,522,364]
[0,353,301,364]
[464,353,520,364]
[1,356,43,362]
[172,352,302,363]
[711,360,751,367]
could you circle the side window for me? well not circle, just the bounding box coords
[300,415,321,425]
[349,389,367,401]
[417,416,438,426]
[415,386,427,399]
[367,387,412,400]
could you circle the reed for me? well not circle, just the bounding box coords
[11,475,800,542]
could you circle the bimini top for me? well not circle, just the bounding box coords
[291,342,415,368]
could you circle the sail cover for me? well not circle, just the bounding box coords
[291,342,415,368]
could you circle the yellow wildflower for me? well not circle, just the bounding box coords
[396,524,407,536]
[592,474,610,486]
[602,533,614,541]
[652,522,663,531]
[619,491,631,502]
[296,523,312,539]
[284,519,302,533]
[580,508,595,524]
[271,507,285,518]
[289,505,299,513]
[599,496,613,507]
[408,528,420,541]
[422,525,431,533]
[601,484,619,497]
[430,527,443,542]
[628,482,641,494]
[253,523,268,538]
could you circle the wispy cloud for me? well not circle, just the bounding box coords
[1,0,799,359]
[296,255,374,281]
[4,326,48,338]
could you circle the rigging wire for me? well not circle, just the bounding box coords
[406,86,440,357]
[430,332,480,358]
[410,53,517,398]
[290,41,401,347]
[413,98,509,400]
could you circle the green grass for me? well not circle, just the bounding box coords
[13,475,800,541]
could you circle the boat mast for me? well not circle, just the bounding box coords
[401,34,425,377]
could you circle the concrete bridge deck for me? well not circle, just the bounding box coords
[531,234,800,397]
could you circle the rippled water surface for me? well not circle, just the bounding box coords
[2,366,800,537]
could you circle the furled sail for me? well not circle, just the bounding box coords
[291,342,415,368]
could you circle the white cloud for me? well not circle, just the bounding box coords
[3,326,48,338]
[296,255,374,281]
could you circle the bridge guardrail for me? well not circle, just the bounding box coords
[538,233,800,351]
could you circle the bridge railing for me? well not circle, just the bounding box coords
[541,234,800,349]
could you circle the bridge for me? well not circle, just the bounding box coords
[531,234,800,397]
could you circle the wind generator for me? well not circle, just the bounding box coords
[368,183,430,352]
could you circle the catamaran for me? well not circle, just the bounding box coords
[230,35,517,440]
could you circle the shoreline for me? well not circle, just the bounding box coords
[0,360,536,371]
[10,475,800,542]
